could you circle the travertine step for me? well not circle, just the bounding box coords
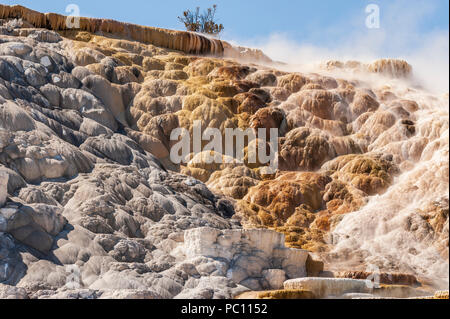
[372,285,430,299]
[236,289,315,300]
[0,171,8,207]
[283,277,435,299]
[284,277,372,298]
[335,271,420,286]
[180,227,310,291]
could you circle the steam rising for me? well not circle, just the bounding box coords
[226,1,449,94]
[226,1,449,287]
[330,89,449,288]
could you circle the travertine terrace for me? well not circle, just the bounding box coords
[0,4,448,299]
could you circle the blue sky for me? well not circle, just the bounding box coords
[2,0,448,47]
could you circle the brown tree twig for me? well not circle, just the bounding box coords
[178,4,224,36]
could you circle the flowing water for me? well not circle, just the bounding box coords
[325,71,449,288]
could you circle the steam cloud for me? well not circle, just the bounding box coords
[225,0,449,94]
[224,0,449,287]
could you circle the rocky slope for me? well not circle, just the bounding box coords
[0,5,448,299]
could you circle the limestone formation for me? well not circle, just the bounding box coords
[323,59,413,79]
[283,277,372,298]
[172,227,309,294]
[0,283,28,299]
[236,289,315,299]
[0,5,448,299]
[0,171,7,207]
